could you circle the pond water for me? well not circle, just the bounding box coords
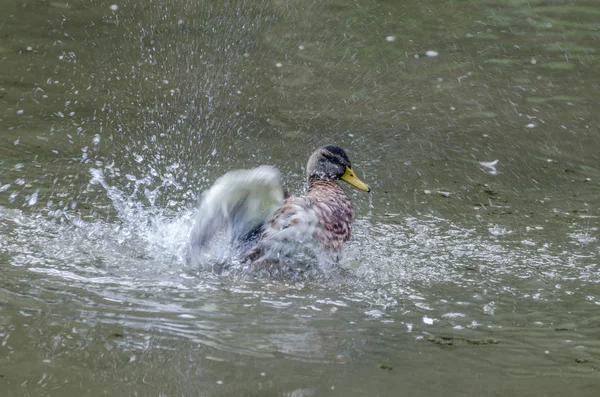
[1,0,599,395]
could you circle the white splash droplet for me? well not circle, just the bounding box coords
[28,190,39,206]
[483,301,495,315]
[479,160,499,175]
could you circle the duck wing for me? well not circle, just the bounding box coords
[189,165,285,254]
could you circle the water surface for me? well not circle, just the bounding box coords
[1,0,599,396]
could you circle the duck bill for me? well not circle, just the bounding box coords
[341,167,371,192]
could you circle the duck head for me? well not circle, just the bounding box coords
[306,145,370,192]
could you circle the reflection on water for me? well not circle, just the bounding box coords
[1,0,600,395]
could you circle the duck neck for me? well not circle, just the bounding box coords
[306,178,351,206]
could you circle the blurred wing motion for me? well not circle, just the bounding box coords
[189,165,285,254]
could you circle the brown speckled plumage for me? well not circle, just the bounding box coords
[307,179,354,250]
[266,179,353,252]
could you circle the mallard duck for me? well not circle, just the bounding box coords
[189,145,370,269]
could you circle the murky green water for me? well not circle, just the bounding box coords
[1,0,599,395]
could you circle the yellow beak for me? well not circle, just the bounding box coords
[341,167,371,192]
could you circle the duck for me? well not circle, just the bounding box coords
[189,145,370,270]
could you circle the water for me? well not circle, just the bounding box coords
[1,0,599,395]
